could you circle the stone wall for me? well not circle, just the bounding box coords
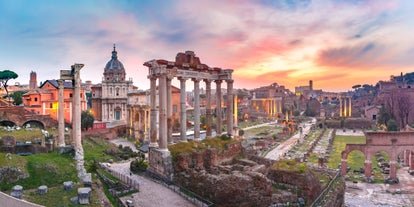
[267,168,322,202]
[81,125,126,139]
[175,141,243,172]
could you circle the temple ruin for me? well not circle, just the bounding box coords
[143,51,234,180]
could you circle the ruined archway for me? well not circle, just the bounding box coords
[0,120,17,127]
[341,132,414,182]
[23,120,44,129]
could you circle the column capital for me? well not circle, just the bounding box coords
[192,78,201,82]
[178,77,188,81]
[225,79,234,84]
[203,79,212,84]
[214,79,222,84]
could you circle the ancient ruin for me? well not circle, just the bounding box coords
[143,51,234,180]
[59,64,87,179]
[341,131,414,182]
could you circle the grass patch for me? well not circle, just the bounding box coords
[168,137,239,160]
[327,135,366,169]
[272,159,307,173]
[0,152,78,191]
[0,153,28,173]
[24,183,102,207]
[0,128,58,142]
[83,137,116,163]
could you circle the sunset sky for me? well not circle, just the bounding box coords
[1,0,413,92]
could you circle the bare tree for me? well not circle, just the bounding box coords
[396,94,411,128]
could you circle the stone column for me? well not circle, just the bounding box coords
[205,79,212,138]
[364,160,372,179]
[389,160,397,180]
[57,79,65,147]
[340,159,347,176]
[166,76,173,144]
[404,150,410,166]
[149,77,158,148]
[339,97,343,117]
[193,78,201,141]
[179,78,187,142]
[233,94,238,128]
[226,80,234,137]
[278,99,282,114]
[72,64,84,161]
[349,97,352,117]
[158,74,168,151]
[410,151,414,171]
[215,80,222,135]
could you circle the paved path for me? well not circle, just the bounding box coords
[107,138,195,207]
[105,162,195,207]
[265,118,316,160]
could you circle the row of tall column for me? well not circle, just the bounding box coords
[339,96,352,117]
[128,106,150,142]
[149,74,234,151]
[252,98,282,117]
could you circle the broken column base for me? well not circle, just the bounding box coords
[57,146,74,154]
[147,148,174,182]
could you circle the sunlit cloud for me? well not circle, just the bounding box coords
[0,0,412,92]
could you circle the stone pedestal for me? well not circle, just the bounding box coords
[82,173,92,187]
[38,185,48,195]
[77,187,92,205]
[11,185,23,199]
[64,181,74,190]
[147,148,173,181]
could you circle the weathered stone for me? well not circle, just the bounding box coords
[64,181,73,190]
[82,173,92,187]
[38,185,48,195]
[11,185,23,199]
[77,187,92,205]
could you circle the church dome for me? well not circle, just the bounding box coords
[104,45,125,70]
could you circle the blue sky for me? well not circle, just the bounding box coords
[1,0,413,91]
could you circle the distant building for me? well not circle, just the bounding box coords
[249,82,288,119]
[91,45,135,124]
[22,80,87,123]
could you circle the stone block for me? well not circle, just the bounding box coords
[83,173,92,187]
[77,187,92,205]
[11,185,23,199]
[64,181,73,190]
[38,185,48,195]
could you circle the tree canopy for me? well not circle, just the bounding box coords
[81,110,95,131]
[0,70,18,105]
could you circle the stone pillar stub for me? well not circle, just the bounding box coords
[193,78,201,141]
[215,80,222,135]
[149,77,158,148]
[179,77,187,142]
[205,79,212,138]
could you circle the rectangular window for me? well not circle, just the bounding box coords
[50,103,53,108]
[70,93,73,98]
[34,97,38,102]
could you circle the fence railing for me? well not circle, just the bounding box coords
[146,171,214,207]
[310,171,341,207]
